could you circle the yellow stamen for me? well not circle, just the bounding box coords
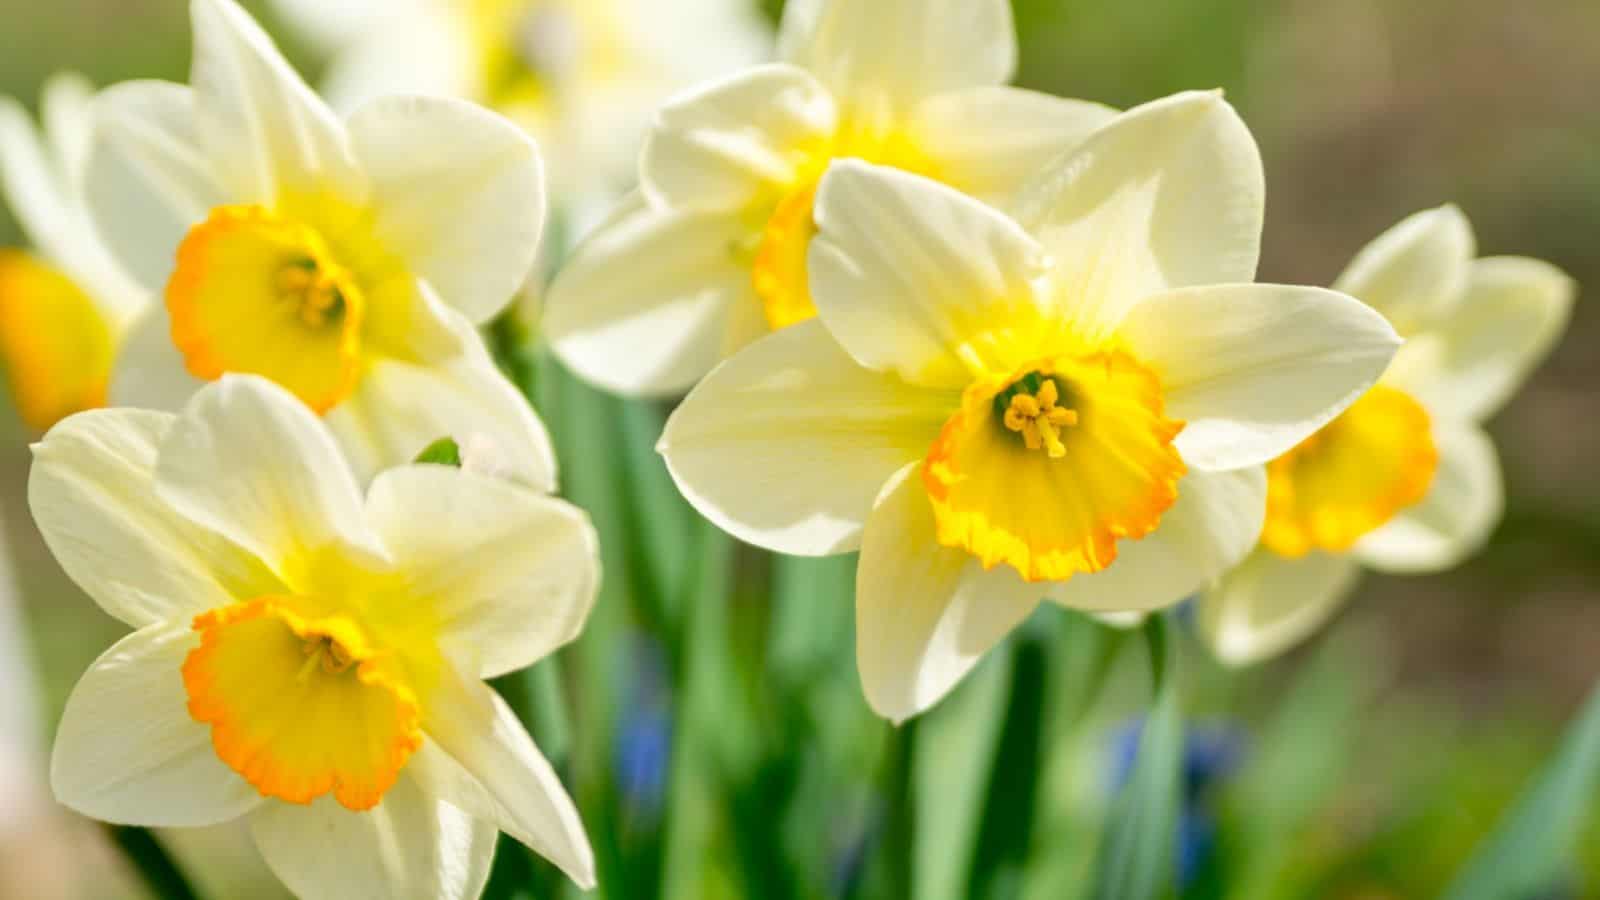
[1001,378,1080,458]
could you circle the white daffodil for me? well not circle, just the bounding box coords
[543,0,1123,397]
[1198,206,1576,665]
[267,0,769,212]
[0,73,145,431]
[34,375,599,899]
[659,93,1403,722]
[0,535,47,838]
[85,0,555,487]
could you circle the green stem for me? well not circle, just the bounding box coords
[106,825,200,900]
[882,718,919,900]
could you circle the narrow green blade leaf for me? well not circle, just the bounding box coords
[1442,679,1600,900]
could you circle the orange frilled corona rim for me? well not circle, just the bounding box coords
[921,352,1186,583]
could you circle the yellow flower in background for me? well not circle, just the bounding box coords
[267,0,769,213]
[34,376,600,899]
[659,93,1402,722]
[543,0,1122,396]
[1198,206,1576,665]
[84,0,556,487]
[0,74,146,431]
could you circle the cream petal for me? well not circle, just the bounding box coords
[641,64,838,212]
[909,86,1117,205]
[346,95,545,324]
[366,466,598,678]
[317,8,477,114]
[51,624,263,826]
[544,196,766,397]
[154,376,380,568]
[1121,283,1401,471]
[250,773,496,900]
[108,303,209,411]
[1047,467,1267,612]
[660,319,952,556]
[30,407,280,628]
[1333,204,1475,337]
[1355,422,1503,574]
[808,159,1051,388]
[189,0,362,200]
[777,0,1015,111]
[1387,256,1576,423]
[855,464,1043,723]
[1010,91,1265,341]
[1197,547,1362,666]
[40,72,95,181]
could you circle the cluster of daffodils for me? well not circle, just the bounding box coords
[0,0,1576,896]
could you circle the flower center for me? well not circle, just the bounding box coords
[167,205,368,414]
[0,249,114,431]
[1261,385,1439,557]
[923,353,1186,582]
[182,597,422,811]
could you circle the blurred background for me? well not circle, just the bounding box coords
[1,0,1597,897]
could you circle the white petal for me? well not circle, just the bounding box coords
[1010,91,1265,340]
[544,196,766,397]
[155,376,379,568]
[809,160,1051,388]
[317,10,477,114]
[324,342,557,492]
[40,72,95,181]
[1333,204,1475,337]
[1197,548,1362,666]
[189,0,362,200]
[416,675,595,889]
[1355,422,1503,574]
[661,319,952,556]
[855,464,1042,723]
[1047,467,1267,612]
[85,80,226,293]
[250,773,495,900]
[30,407,280,628]
[366,466,599,678]
[909,86,1117,204]
[346,94,545,324]
[1121,283,1402,471]
[641,64,838,212]
[109,303,209,411]
[1387,256,1576,422]
[51,624,262,826]
[263,0,395,51]
[777,0,1015,110]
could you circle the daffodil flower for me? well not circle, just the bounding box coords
[543,0,1123,396]
[85,0,555,487]
[1197,206,1576,665]
[0,74,146,431]
[34,375,599,898]
[658,93,1403,722]
[266,0,769,209]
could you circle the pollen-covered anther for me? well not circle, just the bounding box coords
[1001,379,1079,457]
[275,261,347,329]
[299,634,356,677]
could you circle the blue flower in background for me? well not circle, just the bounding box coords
[613,637,673,819]
[1111,719,1247,888]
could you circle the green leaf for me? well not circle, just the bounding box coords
[1442,678,1600,900]
[412,436,462,467]
[1089,614,1183,900]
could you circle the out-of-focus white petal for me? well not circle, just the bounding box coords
[1010,91,1264,340]
[660,319,951,556]
[855,464,1042,723]
[189,0,362,200]
[155,376,379,568]
[777,0,1015,111]
[366,466,598,678]
[265,0,403,52]
[544,196,765,397]
[909,87,1117,204]
[1387,256,1576,423]
[317,8,476,114]
[1047,467,1266,612]
[85,81,225,293]
[641,64,838,212]
[346,95,545,324]
[808,160,1050,388]
[109,304,209,411]
[1333,204,1475,336]
[1121,283,1401,471]
[40,72,95,180]
[51,624,263,826]
[1355,423,1503,574]
[417,674,595,889]
[1197,548,1361,666]
[250,772,495,900]
[30,407,280,628]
